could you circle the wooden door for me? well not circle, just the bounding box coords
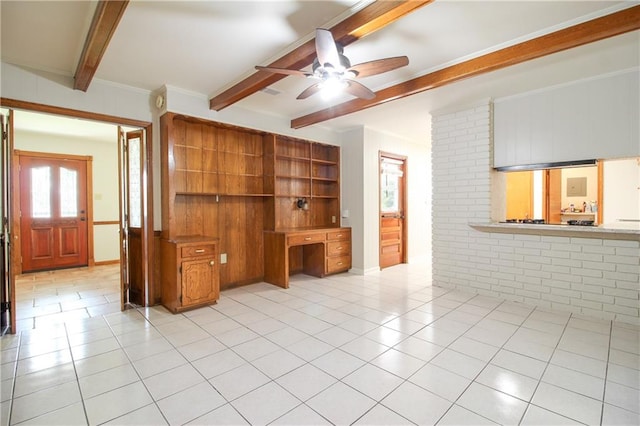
[546,169,562,224]
[379,153,407,269]
[119,128,146,307]
[19,153,88,272]
[1,112,13,334]
[506,171,533,220]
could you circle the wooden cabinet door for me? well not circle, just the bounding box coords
[181,258,218,307]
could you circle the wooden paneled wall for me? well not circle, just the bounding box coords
[161,113,340,290]
[162,114,271,289]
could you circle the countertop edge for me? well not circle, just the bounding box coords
[469,223,640,242]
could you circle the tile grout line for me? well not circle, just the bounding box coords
[62,322,91,426]
[600,319,614,425]
[5,332,22,426]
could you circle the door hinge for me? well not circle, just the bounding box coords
[0,302,10,312]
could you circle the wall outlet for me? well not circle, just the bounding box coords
[331,215,336,223]
[220,253,227,264]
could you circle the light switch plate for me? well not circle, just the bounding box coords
[220,253,227,264]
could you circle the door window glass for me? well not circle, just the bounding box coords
[31,166,51,218]
[381,161,403,213]
[128,137,141,228]
[60,167,78,217]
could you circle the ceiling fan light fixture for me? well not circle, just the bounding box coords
[319,77,348,100]
[345,70,358,79]
[256,28,408,101]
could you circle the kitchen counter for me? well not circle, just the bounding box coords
[469,222,640,241]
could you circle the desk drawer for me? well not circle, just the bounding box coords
[327,241,350,256]
[327,255,350,273]
[288,233,325,246]
[181,245,216,258]
[327,229,350,241]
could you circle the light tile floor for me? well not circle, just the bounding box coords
[14,264,121,331]
[1,263,639,425]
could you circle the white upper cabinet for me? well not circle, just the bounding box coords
[494,69,639,168]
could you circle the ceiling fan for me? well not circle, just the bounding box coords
[255,28,409,100]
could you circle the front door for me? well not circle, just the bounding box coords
[19,153,89,272]
[379,153,407,269]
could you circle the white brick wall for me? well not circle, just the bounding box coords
[432,102,640,325]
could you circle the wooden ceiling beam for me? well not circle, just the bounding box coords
[292,5,640,129]
[209,0,433,111]
[73,1,129,92]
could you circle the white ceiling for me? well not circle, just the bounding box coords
[1,1,638,143]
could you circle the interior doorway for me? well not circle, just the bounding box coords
[379,152,407,269]
[0,101,153,334]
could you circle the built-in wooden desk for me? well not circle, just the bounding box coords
[264,227,351,288]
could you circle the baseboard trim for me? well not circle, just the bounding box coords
[94,259,120,266]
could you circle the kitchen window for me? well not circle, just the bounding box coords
[502,157,640,226]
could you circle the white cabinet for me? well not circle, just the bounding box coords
[494,69,640,169]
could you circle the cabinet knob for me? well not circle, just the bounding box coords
[209,260,215,266]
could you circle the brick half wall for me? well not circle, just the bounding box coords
[431,101,640,325]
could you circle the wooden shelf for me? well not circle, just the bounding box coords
[277,175,311,180]
[277,154,310,162]
[312,176,338,182]
[311,158,338,165]
[175,192,273,197]
[309,195,339,199]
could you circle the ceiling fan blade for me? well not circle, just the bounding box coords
[315,28,340,68]
[344,80,375,100]
[255,65,311,77]
[347,56,409,78]
[297,83,322,100]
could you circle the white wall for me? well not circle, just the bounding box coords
[340,126,431,273]
[13,130,120,262]
[604,158,640,224]
[339,127,366,271]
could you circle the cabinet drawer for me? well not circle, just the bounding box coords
[181,245,216,258]
[327,241,351,256]
[326,229,350,241]
[288,233,325,246]
[326,255,350,273]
